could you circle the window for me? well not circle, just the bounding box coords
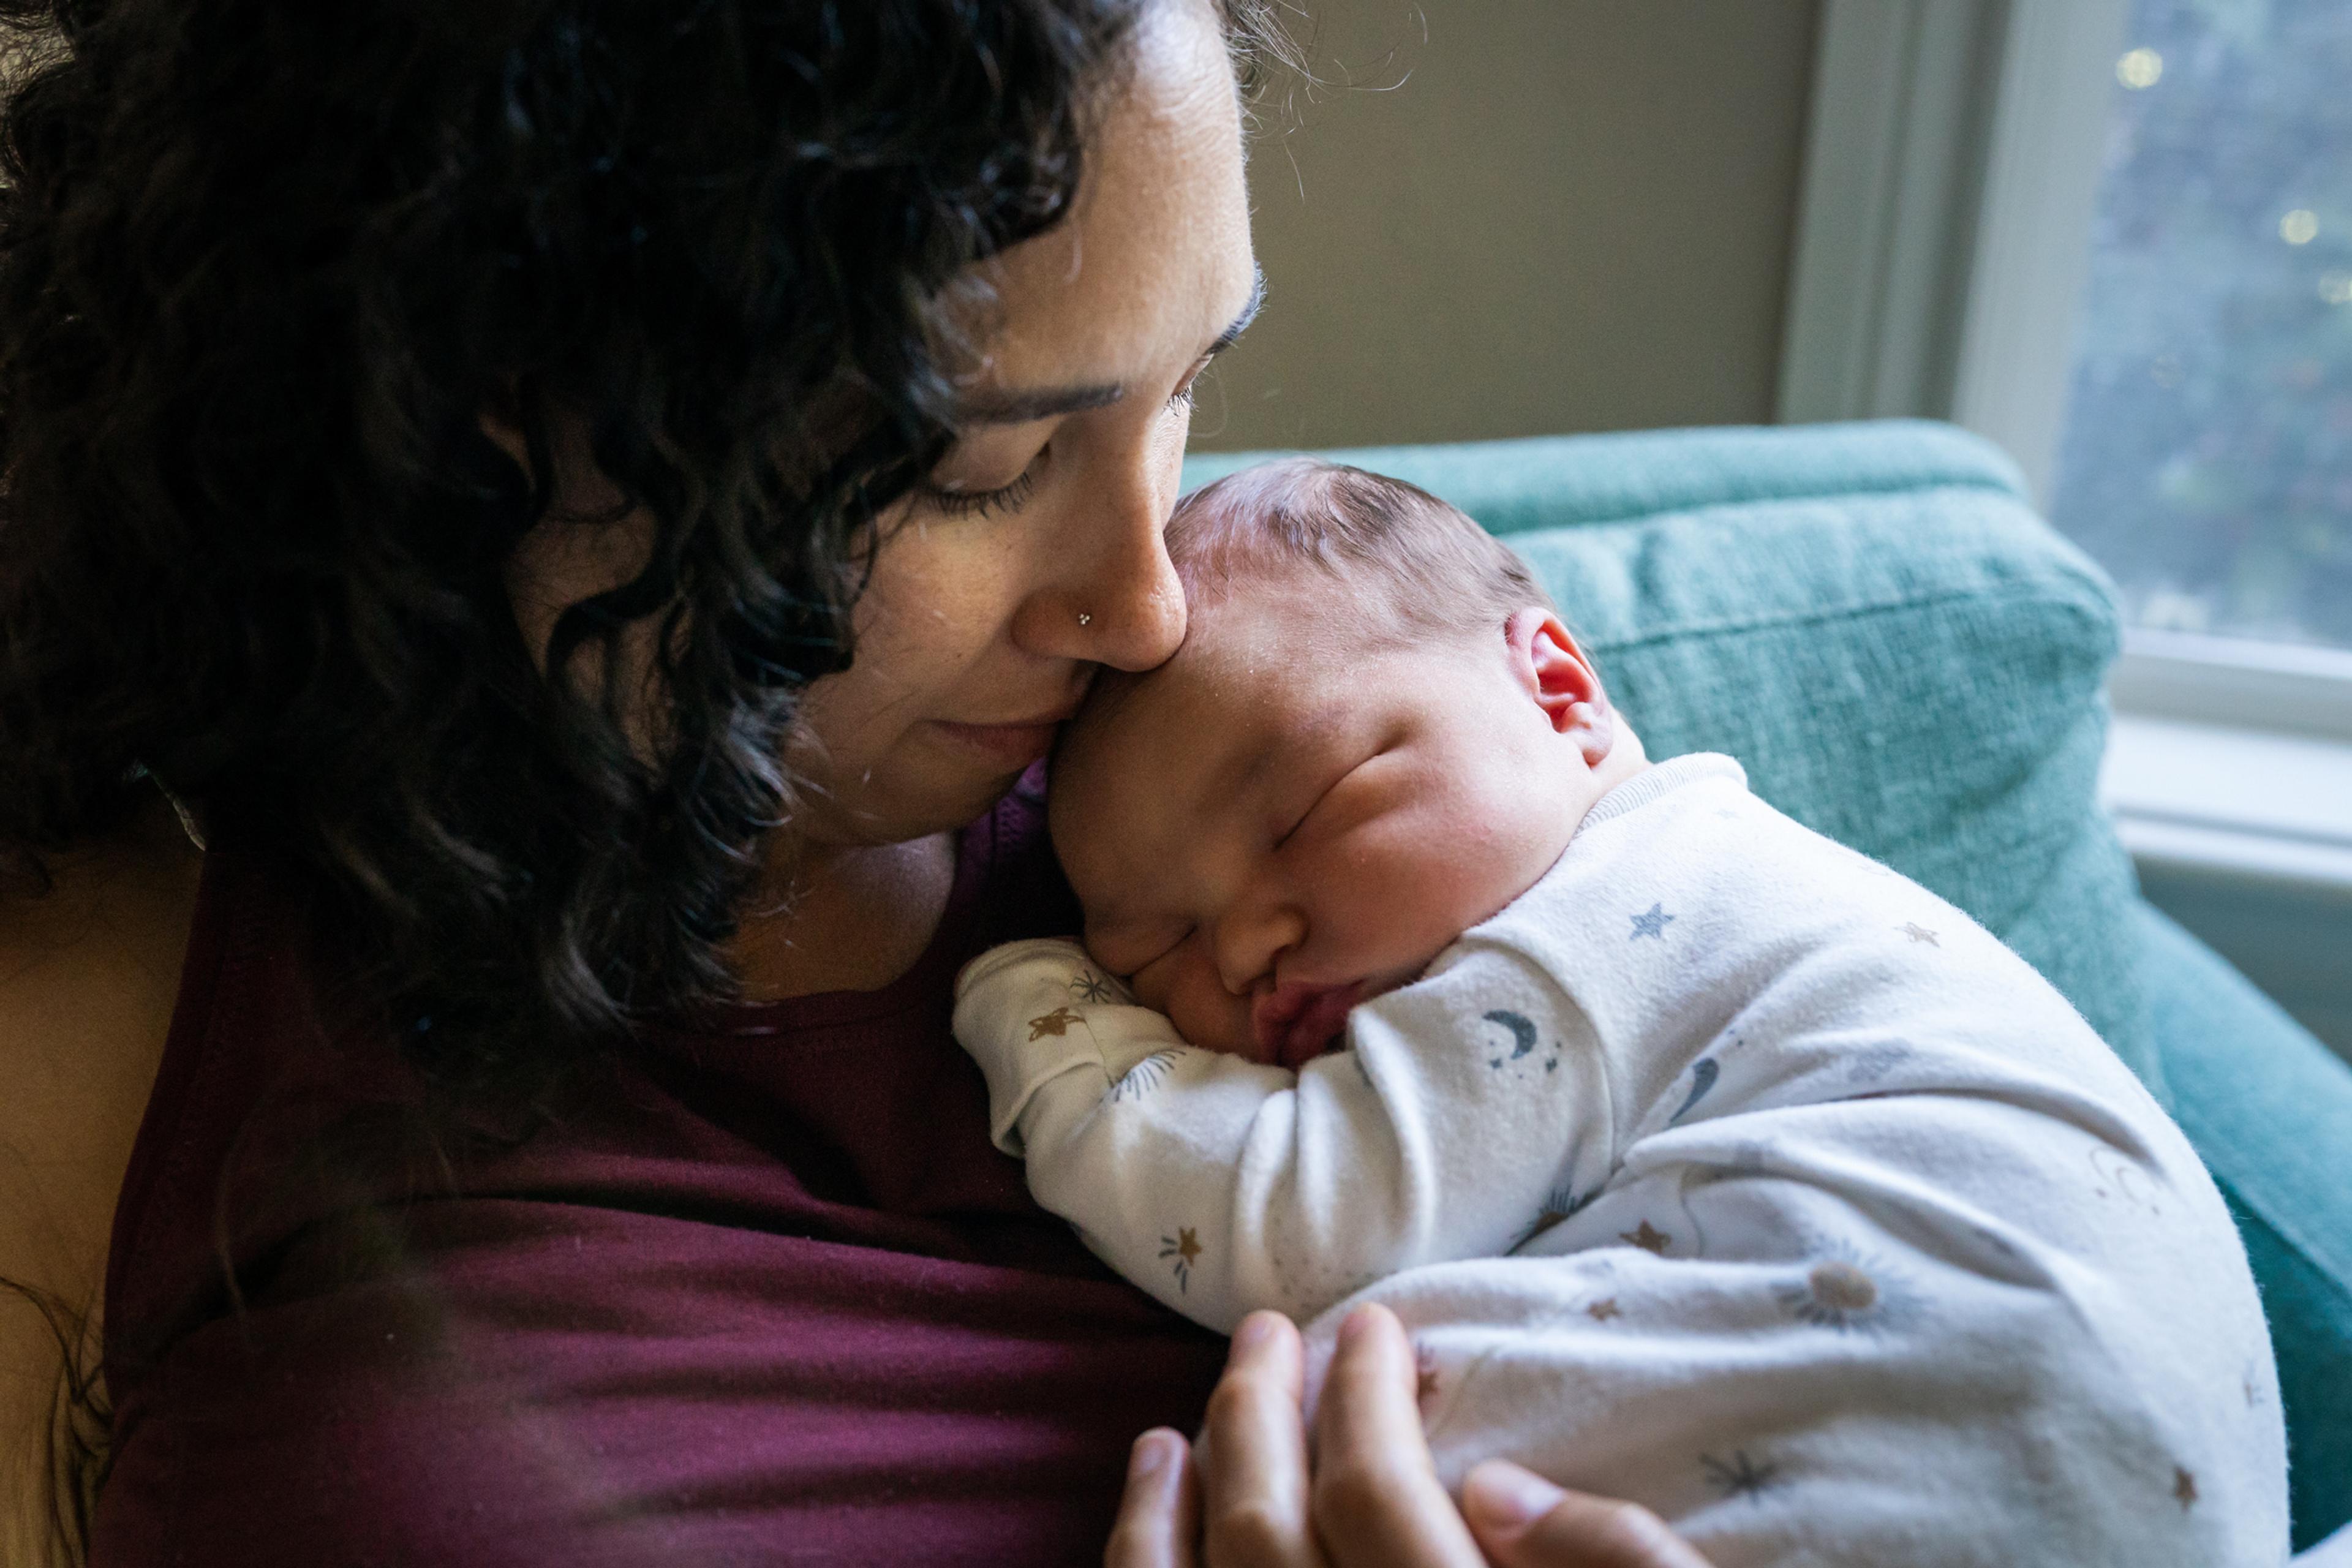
[2048,0,2352,652]
[1781,0,2352,1060]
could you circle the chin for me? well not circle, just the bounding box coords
[809,769,1025,848]
[1168,1001,1258,1060]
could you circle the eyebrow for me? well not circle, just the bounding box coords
[956,265,1268,427]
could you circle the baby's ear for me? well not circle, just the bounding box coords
[1507,608,1615,766]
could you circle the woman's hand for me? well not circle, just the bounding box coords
[1107,1304,1714,1568]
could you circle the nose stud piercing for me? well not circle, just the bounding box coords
[1077,612,1091,626]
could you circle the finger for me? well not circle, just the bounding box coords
[1197,1311,1324,1568]
[1310,1305,1483,1568]
[1461,1461,1716,1568]
[1107,1428,1201,1568]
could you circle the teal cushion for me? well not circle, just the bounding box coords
[2138,903,2352,1547]
[1183,421,2155,1091]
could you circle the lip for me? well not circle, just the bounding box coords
[930,704,1084,768]
[1250,980,1366,1071]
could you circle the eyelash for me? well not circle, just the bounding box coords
[922,379,1202,519]
[924,470,1036,519]
[1275,744,1385,851]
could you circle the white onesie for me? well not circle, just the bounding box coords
[952,753,2288,1566]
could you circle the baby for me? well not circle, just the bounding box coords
[952,459,2288,1565]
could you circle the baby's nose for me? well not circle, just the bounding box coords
[1214,903,1308,997]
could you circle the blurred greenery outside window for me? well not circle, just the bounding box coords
[2051,0,2351,652]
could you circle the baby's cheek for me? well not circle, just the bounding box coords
[1128,954,1177,1017]
[1162,960,1256,1059]
[1368,792,1540,943]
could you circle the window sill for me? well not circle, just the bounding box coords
[2101,706,2352,1063]
[2102,712,2352,895]
[2103,630,2352,896]
[2108,630,2352,745]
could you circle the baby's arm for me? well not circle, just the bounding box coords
[952,937,1614,1332]
[1300,1069,2286,1568]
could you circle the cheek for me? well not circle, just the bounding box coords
[854,522,1000,669]
[1408,761,1564,922]
[778,525,1035,833]
[1311,774,1531,948]
[1153,948,1254,1056]
[802,523,1011,739]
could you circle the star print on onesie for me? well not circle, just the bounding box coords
[1025,1006,1084,1041]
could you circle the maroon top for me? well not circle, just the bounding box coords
[93,769,1226,1566]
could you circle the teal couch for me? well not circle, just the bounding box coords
[1183,420,2352,1550]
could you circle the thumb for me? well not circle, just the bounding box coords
[1460,1460,1715,1568]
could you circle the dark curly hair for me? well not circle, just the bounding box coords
[0,0,1298,1555]
[0,0,1293,1070]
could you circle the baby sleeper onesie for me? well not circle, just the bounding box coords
[954,754,2289,1566]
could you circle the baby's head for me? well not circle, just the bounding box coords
[1052,458,1646,1068]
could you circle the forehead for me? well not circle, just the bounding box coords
[1060,582,1346,816]
[1066,619,1274,800]
[954,4,1250,391]
[1050,639,1292,931]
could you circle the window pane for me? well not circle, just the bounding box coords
[2049,0,2352,650]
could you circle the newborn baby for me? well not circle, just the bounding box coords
[952,459,2287,1565]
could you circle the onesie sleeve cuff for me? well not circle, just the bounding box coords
[951,938,1118,1156]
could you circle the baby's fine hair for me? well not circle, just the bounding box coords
[1165,458,1555,644]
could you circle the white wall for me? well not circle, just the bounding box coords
[1193,0,1822,452]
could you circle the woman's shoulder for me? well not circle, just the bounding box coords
[0,801,203,1279]
[0,801,202,1528]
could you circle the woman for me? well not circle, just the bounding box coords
[0,1,1708,1562]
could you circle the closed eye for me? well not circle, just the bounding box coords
[1169,360,1212,411]
[1272,747,1384,850]
[921,469,1037,519]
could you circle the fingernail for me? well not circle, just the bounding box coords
[1336,1305,1378,1348]
[1232,1313,1279,1355]
[1464,1461,1565,1529]
[1129,1430,1174,1481]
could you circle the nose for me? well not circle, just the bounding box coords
[1213,895,1308,998]
[1088,532,1186,674]
[1018,453,1187,672]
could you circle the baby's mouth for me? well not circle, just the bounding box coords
[1250,980,1366,1072]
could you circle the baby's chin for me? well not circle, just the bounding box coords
[1165,996,1259,1061]
[1174,1021,1315,1071]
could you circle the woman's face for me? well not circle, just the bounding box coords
[787,0,1260,850]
